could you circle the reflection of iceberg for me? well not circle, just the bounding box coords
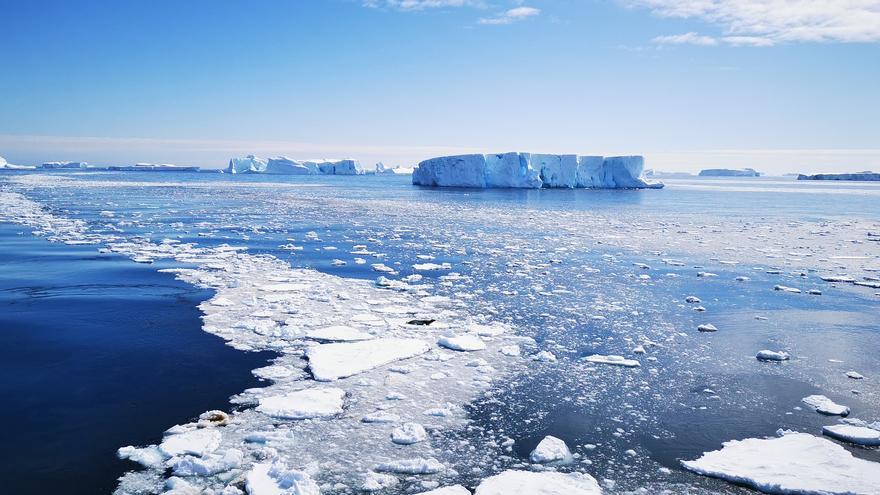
[226,155,376,175]
[412,153,662,189]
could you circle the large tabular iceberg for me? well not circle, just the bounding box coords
[699,168,761,177]
[412,152,662,189]
[40,161,88,169]
[226,155,377,175]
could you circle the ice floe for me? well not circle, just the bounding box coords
[682,432,880,494]
[474,470,601,495]
[802,395,850,416]
[529,435,573,464]
[256,387,345,419]
[822,424,880,446]
[306,338,430,381]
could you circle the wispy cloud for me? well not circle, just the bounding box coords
[478,6,540,25]
[652,31,718,45]
[633,0,880,46]
[362,0,483,11]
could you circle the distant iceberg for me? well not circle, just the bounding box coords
[0,156,36,170]
[109,163,200,172]
[798,171,880,181]
[412,153,663,189]
[226,155,377,175]
[40,161,88,169]
[699,168,761,177]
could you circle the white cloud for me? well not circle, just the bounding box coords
[652,31,719,45]
[633,0,880,45]
[363,0,482,10]
[478,6,541,25]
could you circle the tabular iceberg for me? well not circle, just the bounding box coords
[798,171,880,181]
[226,155,377,175]
[699,168,761,177]
[412,152,662,189]
[40,161,88,169]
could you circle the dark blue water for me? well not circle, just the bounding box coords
[0,224,274,495]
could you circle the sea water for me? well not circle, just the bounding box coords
[0,171,877,494]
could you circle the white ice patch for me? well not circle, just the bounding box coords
[158,428,222,458]
[802,395,851,416]
[437,334,487,352]
[306,338,430,381]
[305,326,374,342]
[822,424,880,446]
[245,460,320,495]
[474,470,601,495]
[256,387,345,419]
[584,354,640,368]
[756,350,790,361]
[415,486,471,495]
[682,433,880,495]
[529,435,573,464]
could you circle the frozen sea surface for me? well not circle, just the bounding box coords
[1,171,878,494]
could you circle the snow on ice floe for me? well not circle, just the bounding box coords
[256,387,345,419]
[822,424,880,446]
[437,334,487,352]
[306,338,430,381]
[802,395,850,416]
[415,486,470,495]
[682,432,880,495]
[474,470,602,495]
[529,435,573,464]
[304,325,374,342]
[412,152,662,189]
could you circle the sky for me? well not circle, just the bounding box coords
[1,0,878,174]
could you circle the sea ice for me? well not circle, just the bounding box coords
[802,395,850,416]
[822,424,880,446]
[584,354,640,367]
[529,435,573,464]
[245,460,320,495]
[474,470,601,495]
[756,350,790,361]
[681,432,880,494]
[255,387,345,419]
[305,326,374,342]
[437,334,487,352]
[391,422,428,445]
[415,486,471,495]
[158,428,222,457]
[306,338,430,381]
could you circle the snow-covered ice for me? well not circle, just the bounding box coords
[529,435,573,464]
[584,354,641,368]
[255,387,345,419]
[682,432,880,494]
[756,350,790,361]
[802,395,850,416]
[306,338,430,381]
[822,424,880,446]
[474,470,602,495]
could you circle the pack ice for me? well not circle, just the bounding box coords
[411,152,663,189]
[226,155,378,175]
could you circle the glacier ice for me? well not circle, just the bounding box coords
[412,152,662,189]
[226,155,377,175]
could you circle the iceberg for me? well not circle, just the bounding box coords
[40,161,88,169]
[0,156,36,170]
[226,155,376,175]
[699,168,761,177]
[108,163,200,172]
[412,152,662,189]
[798,171,880,181]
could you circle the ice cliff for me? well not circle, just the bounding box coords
[226,156,375,175]
[411,153,663,189]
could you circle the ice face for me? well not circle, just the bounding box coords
[227,156,372,175]
[412,152,662,189]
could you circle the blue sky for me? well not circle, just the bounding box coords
[1,0,878,173]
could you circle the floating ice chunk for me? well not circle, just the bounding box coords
[375,458,445,474]
[533,350,557,362]
[362,471,399,492]
[474,470,601,495]
[500,345,521,356]
[158,428,222,457]
[362,411,401,424]
[802,395,850,416]
[756,350,790,361]
[256,387,345,419]
[823,424,880,446]
[306,338,430,381]
[697,324,718,332]
[529,435,573,464]
[774,285,802,293]
[245,460,320,495]
[681,433,880,495]
[117,445,165,468]
[584,354,640,368]
[437,334,486,352]
[685,296,701,303]
[171,449,243,476]
[846,371,865,379]
[821,275,855,283]
[415,486,470,495]
[305,326,374,342]
[413,262,452,271]
[391,423,428,445]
